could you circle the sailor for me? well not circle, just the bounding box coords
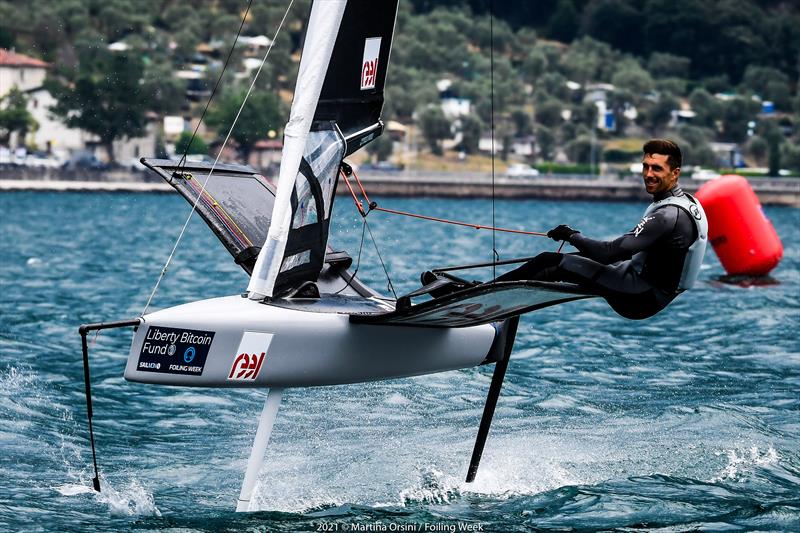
[494,139,708,319]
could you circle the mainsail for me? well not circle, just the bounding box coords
[248,0,399,298]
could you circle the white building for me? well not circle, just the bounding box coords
[25,88,92,158]
[437,79,471,119]
[0,50,88,156]
[0,49,49,98]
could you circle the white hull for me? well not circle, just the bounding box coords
[124,295,497,388]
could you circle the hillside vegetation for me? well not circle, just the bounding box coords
[1,0,798,173]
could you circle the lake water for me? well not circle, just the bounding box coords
[1,191,798,531]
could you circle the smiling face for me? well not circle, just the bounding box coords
[642,153,680,195]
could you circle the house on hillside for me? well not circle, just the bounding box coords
[437,79,471,119]
[0,49,49,97]
[25,88,93,157]
[1,49,87,156]
[2,48,161,164]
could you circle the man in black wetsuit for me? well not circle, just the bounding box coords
[494,139,708,319]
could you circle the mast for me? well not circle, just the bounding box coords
[247,0,348,299]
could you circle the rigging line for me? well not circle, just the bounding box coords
[141,0,295,316]
[175,0,255,171]
[339,168,367,216]
[432,255,542,273]
[364,219,397,299]
[333,218,368,295]
[490,0,498,282]
[342,166,549,236]
[372,206,547,236]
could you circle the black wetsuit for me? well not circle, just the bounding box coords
[496,187,699,319]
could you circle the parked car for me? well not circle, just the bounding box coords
[24,152,62,169]
[62,153,111,171]
[360,161,402,172]
[505,163,540,178]
[691,168,721,181]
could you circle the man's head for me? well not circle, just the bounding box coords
[642,139,682,195]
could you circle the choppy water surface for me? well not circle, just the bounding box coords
[1,191,798,532]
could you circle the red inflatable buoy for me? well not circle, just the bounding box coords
[694,175,782,276]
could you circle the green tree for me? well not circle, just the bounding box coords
[535,125,556,162]
[562,37,618,85]
[457,114,483,155]
[647,52,690,79]
[741,65,792,110]
[565,134,600,165]
[535,99,563,129]
[384,67,438,119]
[418,105,451,156]
[676,125,717,167]
[546,0,578,42]
[48,47,149,162]
[510,109,532,137]
[656,78,687,96]
[610,59,654,95]
[721,97,760,143]
[366,134,393,162]
[582,0,642,54]
[536,72,571,102]
[645,93,679,133]
[688,88,722,129]
[520,46,549,84]
[780,143,800,173]
[206,89,283,160]
[0,88,37,145]
[759,121,783,176]
[746,135,768,166]
[141,59,186,117]
[175,131,208,156]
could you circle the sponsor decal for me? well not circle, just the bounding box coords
[361,37,381,90]
[228,332,274,381]
[689,204,702,220]
[634,216,655,237]
[137,326,214,376]
[359,132,376,146]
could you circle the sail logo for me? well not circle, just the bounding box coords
[361,37,381,90]
[228,332,274,381]
[228,352,265,380]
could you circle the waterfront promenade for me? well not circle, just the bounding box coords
[1,168,798,206]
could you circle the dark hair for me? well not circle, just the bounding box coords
[643,139,682,170]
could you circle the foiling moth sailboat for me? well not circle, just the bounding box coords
[79,0,597,511]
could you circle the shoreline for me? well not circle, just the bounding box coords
[1,173,798,206]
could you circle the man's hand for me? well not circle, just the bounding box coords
[547,224,579,242]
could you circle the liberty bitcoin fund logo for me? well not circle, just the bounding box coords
[137,326,215,376]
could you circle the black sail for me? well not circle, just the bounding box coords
[314,0,399,154]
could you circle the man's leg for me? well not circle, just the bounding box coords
[497,253,669,319]
[495,252,565,282]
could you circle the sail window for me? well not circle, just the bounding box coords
[291,125,345,229]
[280,251,312,273]
[273,122,345,291]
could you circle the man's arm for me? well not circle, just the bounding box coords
[567,207,678,264]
